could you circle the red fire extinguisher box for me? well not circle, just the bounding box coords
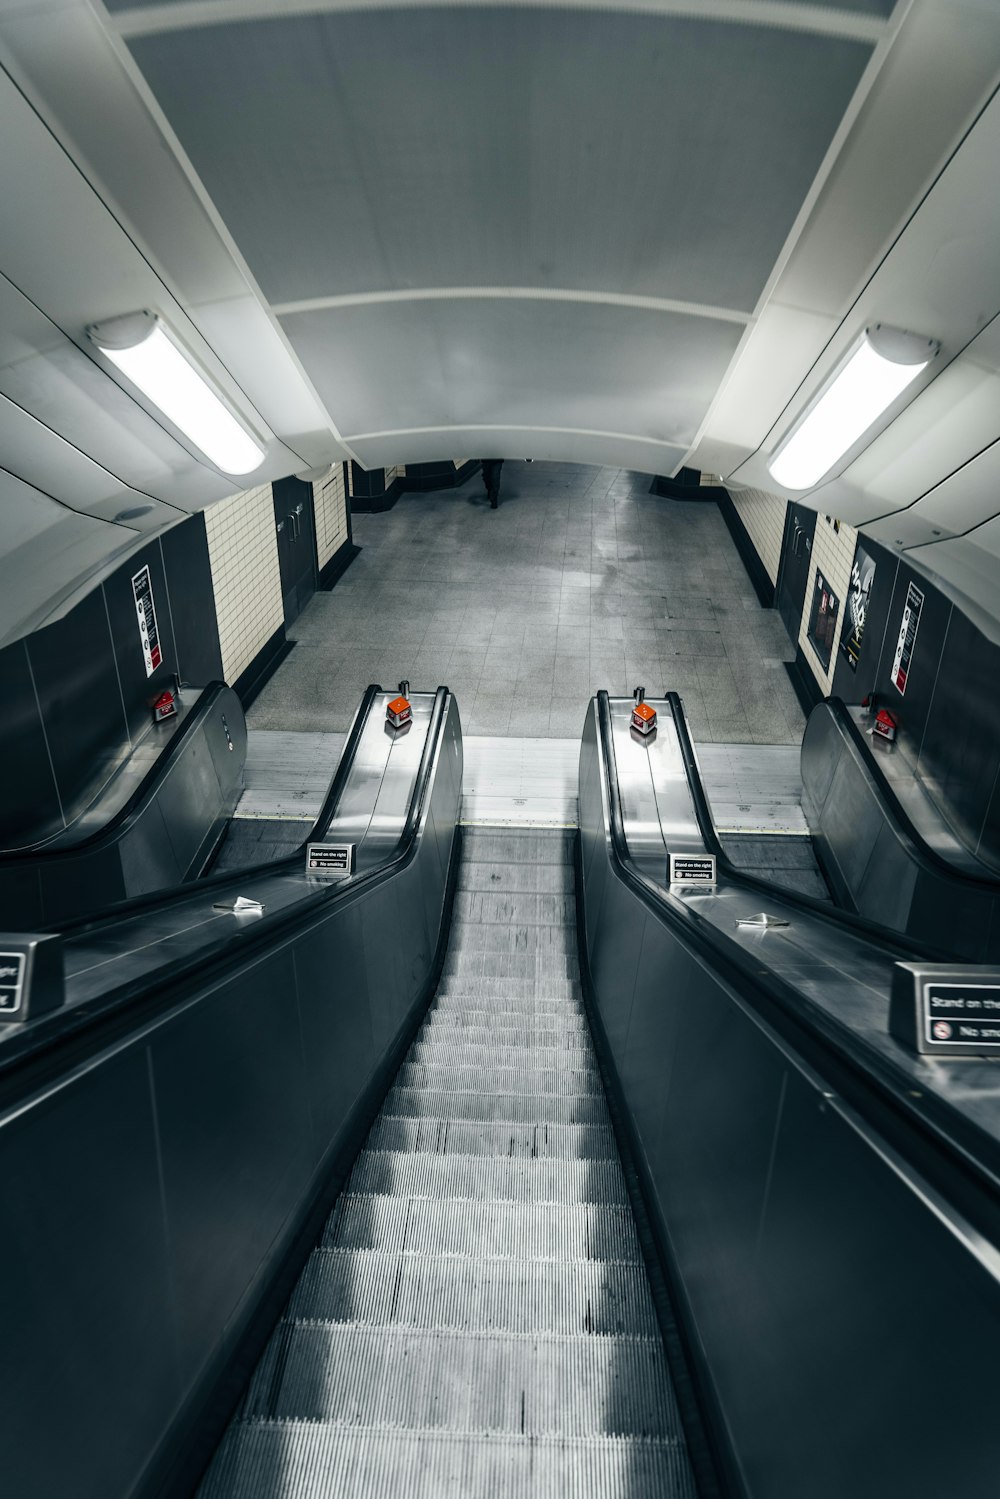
[873,707,898,743]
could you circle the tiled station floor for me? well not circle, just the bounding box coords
[248,463,805,744]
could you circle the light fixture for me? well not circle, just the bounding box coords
[88,310,266,476]
[768,324,939,492]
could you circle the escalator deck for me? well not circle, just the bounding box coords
[200,829,697,1497]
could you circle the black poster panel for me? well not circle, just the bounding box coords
[872,563,952,758]
[839,540,876,672]
[160,516,223,686]
[0,641,63,844]
[26,588,129,817]
[806,568,840,673]
[918,607,1000,860]
[105,541,175,742]
[832,540,899,703]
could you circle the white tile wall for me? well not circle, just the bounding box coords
[312,463,348,570]
[729,486,788,585]
[204,484,284,686]
[798,514,859,694]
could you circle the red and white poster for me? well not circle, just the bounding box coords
[132,564,162,677]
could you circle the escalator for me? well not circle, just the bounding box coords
[5,686,1000,1499]
[580,692,1000,1498]
[200,828,703,1496]
[0,681,248,927]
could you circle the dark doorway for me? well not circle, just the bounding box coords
[775,503,817,645]
[272,477,317,628]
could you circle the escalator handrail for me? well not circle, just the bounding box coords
[822,696,1000,891]
[663,690,947,961]
[48,683,384,935]
[0,687,453,1090]
[0,681,238,864]
[595,690,1000,1220]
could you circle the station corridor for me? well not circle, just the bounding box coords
[248,465,805,745]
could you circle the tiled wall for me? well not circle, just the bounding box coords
[798,514,859,693]
[312,463,348,571]
[730,486,787,585]
[204,484,284,686]
[384,464,405,488]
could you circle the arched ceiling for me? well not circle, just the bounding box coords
[0,0,997,643]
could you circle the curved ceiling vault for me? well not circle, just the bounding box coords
[0,0,997,642]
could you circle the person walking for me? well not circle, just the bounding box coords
[480,459,504,508]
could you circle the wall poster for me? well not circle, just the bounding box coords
[891,581,924,695]
[132,564,162,677]
[807,567,840,672]
[840,541,877,672]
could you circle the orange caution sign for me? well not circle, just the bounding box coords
[387,679,412,729]
[631,686,656,736]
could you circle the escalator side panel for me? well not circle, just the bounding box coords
[0,698,463,1499]
[580,701,1000,1499]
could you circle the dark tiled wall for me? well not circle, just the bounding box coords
[0,514,222,845]
[830,537,1000,864]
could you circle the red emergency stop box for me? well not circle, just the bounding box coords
[387,694,412,729]
[873,708,898,743]
[631,700,657,735]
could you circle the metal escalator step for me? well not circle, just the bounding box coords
[290,1250,659,1337]
[408,1037,598,1072]
[461,830,575,858]
[453,891,575,925]
[447,920,577,954]
[440,950,581,982]
[322,1195,642,1263]
[384,1086,611,1126]
[347,1150,628,1206]
[200,1420,697,1499]
[395,1062,603,1097]
[422,1007,589,1034]
[457,864,575,896]
[431,988,581,1014]
[433,976,580,1001]
[364,1117,617,1160]
[418,1020,591,1051]
[243,1321,682,1438]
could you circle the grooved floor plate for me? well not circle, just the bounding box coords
[200,827,696,1497]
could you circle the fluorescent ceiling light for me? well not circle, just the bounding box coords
[88,310,265,476]
[768,325,939,492]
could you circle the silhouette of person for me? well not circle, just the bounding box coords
[481,459,503,508]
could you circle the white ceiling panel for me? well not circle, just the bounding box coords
[349,429,687,474]
[126,9,872,310]
[280,298,743,451]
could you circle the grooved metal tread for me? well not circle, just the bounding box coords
[290,1248,660,1336]
[243,1321,682,1435]
[201,1420,697,1499]
[347,1149,628,1204]
[365,1116,618,1160]
[200,835,696,1497]
[323,1194,643,1263]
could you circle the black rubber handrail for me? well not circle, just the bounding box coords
[0,687,452,1089]
[0,681,235,864]
[827,696,1000,891]
[49,683,384,935]
[596,691,1000,1231]
[664,690,948,962]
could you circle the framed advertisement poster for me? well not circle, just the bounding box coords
[807,568,840,673]
[132,564,163,677]
[891,581,924,695]
[840,541,877,671]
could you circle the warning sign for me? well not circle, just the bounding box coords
[891,582,923,696]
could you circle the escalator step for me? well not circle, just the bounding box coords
[201,1420,696,1499]
[408,1037,598,1071]
[433,976,580,1000]
[384,1086,611,1126]
[364,1116,618,1160]
[447,919,577,954]
[290,1249,659,1336]
[322,1194,642,1263]
[346,1149,628,1205]
[243,1321,682,1436]
[453,891,575,924]
[457,864,575,895]
[419,1021,591,1051]
[440,950,581,981]
[395,1062,603,1097]
[422,1008,589,1035]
